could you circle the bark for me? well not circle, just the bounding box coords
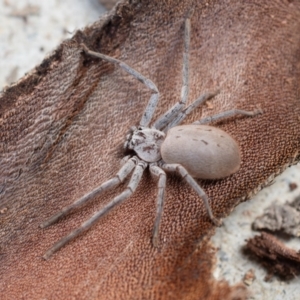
[1,0,300,299]
[244,232,300,281]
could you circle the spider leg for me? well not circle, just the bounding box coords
[149,164,166,247]
[81,44,159,128]
[164,90,219,130]
[193,108,263,125]
[153,14,191,130]
[40,156,138,229]
[161,163,222,226]
[43,159,147,259]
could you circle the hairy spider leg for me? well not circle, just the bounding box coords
[153,15,191,130]
[40,156,138,228]
[161,163,221,227]
[149,165,167,247]
[165,90,220,130]
[81,44,159,128]
[43,159,147,259]
[194,108,263,125]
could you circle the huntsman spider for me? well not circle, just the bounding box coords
[41,13,261,259]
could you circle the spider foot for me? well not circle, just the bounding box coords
[152,235,159,248]
[211,217,223,227]
[80,43,89,53]
[253,107,264,115]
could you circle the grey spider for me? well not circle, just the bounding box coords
[40,14,261,259]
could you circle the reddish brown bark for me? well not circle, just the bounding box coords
[1,0,300,299]
[245,232,300,281]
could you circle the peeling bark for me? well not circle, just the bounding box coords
[253,195,300,236]
[244,232,300,281]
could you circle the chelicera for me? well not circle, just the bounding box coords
[41,14,261,259]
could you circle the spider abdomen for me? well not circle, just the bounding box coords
[161,125,241,180]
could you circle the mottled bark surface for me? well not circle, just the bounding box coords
[0,0,300,299]
[244,232,300,281]
[253,195,300,236]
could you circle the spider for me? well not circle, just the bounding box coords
[40,14,261,259]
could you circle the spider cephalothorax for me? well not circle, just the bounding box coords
[125,126,165,162]
[41,14,261,259]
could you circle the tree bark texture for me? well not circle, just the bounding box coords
[0,0,300,299]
